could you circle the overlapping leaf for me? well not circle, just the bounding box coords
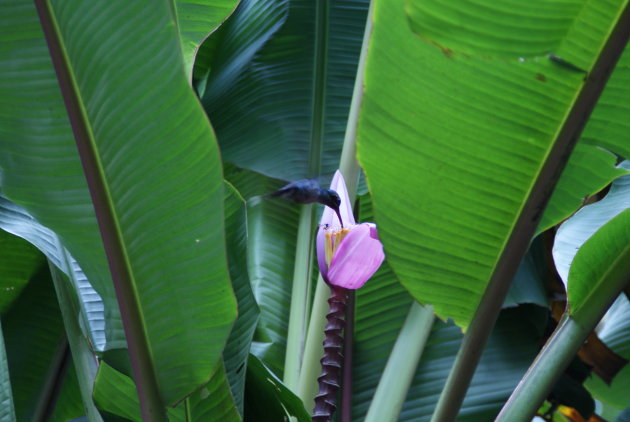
[200,0,369,181]
[357,0,629,328]
[553,161,630,288]
[224,165,300,377]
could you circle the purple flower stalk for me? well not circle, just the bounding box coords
[312,171,385,422]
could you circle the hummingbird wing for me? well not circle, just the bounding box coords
[268,179,321,203]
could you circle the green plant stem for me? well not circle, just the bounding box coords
[284,204,315,389]
[285,0,331,393]
[48,261,103,422]
[364,302,435,422]
[496,246,630,421]
[339,0,373,194]
[430,7,630,421]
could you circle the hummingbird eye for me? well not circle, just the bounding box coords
[329,190,341,207]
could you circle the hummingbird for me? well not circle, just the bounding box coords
[267,179,344,227]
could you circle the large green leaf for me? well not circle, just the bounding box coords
[565,208,630,317]
[0,0,122,352]
[200,0,369,181]
[581,46,630,159]
[356,0,630,328]
[1,0,237,407]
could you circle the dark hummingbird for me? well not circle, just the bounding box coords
[268,179,344,227]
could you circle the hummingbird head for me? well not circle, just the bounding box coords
[321,189,341,210]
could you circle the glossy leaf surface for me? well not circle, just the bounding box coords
[2,0,237,406]
[357,0,629,328]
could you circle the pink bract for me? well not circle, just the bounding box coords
[316,171,385,289]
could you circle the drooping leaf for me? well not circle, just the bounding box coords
[553,161,630,287]
[201,0,369,181]
[174,0,239,78]
[221,181,259,414]
[244,354,310,422]
[0,196,111,352]
[357,0,630,328]
[566,207,630,319]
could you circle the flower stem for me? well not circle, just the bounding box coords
[313,286,349,422]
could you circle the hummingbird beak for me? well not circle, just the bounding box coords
[334,206,343,228]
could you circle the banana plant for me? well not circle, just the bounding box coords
[1,0,629,421]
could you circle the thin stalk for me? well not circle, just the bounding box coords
[364,303,435,422]
[339,0,374,193]
[34,1,166,419]
[297,0,374,409]
[430,7,630,421]
[284,203,315,389]
[284,0,331,391]
[48,262,103,422]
